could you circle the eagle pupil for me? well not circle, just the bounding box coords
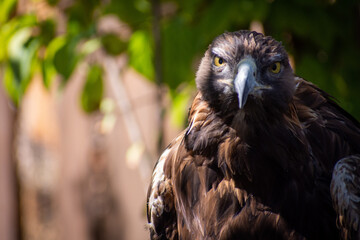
[218,58,223,64]
[272,64,277,71]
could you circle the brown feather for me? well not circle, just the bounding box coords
[147,30,360,239]
[331,155,360,240]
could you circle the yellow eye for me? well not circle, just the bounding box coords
[269,62,281,74]
[214,56,226,67]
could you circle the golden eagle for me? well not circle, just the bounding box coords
[147,30,360,239]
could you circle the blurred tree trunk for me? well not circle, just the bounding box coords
[55,64,124,240]
[15,76,61,240]
[14,66,127,240]
[0,76,17,240]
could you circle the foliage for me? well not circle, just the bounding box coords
[128,30,154,80]
[80,64,104,113]
[0,0,359,120]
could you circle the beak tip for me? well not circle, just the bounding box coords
[234,57,257,110]
[238,101,244,109]
[238,96,247,109]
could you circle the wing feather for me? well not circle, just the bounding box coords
[147,77,360,239]
[147,135,184,239]
[331,155,360,240]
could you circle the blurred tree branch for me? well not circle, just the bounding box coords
[151,0,165,154]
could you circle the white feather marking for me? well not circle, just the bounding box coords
[151,148,169,186]
[188,111,199,133]
[212,47,228,58]
[148,148,171,228]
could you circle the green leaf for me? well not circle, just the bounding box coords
[65,0,101,31]
[296,54,334,100]
[169,87,192,127]
[0,14,37,62]
[0,0,17,24]
[4,27,39,105]
[41,36,66,88]
[39,19,56,46]
[8,28,35,80]
[4,64,20,105]
[162,19,197,90]
[101,34,127,56]
[104,0,149,28]
[50,35,97,86]
[128,30,154,80]
[46,0,59,6]
[80,64,104,113]
[53,36,80,82]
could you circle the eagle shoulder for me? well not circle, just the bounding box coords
[294,77,360,170]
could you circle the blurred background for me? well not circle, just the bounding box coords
[0,0,359,239]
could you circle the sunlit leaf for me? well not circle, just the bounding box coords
[80,64,104,113]
[128,30,154,80]
[80,38,101,56]
[41,36,66,88]
[169,87,192,128]
[0,15,37,62]
[8,28,32,79]
[4,27,39,105]
[0,0,17,24]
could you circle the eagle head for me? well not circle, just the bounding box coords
[196,30,295,116]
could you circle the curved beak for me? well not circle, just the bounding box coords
[234,58,258,109]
